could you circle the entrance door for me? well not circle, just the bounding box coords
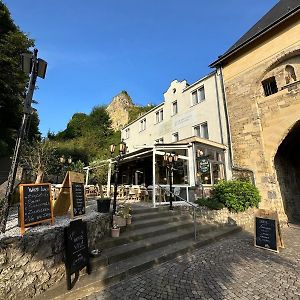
[274,121,300,223]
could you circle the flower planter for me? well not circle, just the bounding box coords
[113,215,127,227]
[111,228,120,237]
[97,198,111,213]
[126,217,132,225]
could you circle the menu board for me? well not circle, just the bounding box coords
[255,217,277,252]
[71,183,85,217]
[20,183,54,235]
[64,219,90,289]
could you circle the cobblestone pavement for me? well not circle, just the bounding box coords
[83,226,300,300]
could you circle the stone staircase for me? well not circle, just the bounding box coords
[36,205,241,300]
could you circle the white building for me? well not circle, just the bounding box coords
[117,71,231,205]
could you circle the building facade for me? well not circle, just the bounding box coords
[119,72,231,201]
[211,0,300,222]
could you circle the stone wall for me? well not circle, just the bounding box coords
[0,211,110,300]
[194,207,258,231]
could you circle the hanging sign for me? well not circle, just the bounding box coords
[19,183,54,235]
[198,158,210,173]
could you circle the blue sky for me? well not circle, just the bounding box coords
[5,0,277,136]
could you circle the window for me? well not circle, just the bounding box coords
[285,65,297,84]
[125,128,130,139]
[195,146,225,186]
[172,101,178,115]
[155,109,163,123]
[262,77,278,96]
[193,122,209,139]
[191,86,205,105]
[155,137,164,144]
[140,118,146,131]
[172,132,179,142]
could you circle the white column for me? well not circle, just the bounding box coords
[152,148,156,208]
[85,167,90,186]
[188,145,195,186]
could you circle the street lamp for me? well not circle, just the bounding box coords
[163,152,178,210]
[110,140,127,216]
[57,156,72,183]
[1,49,47,233]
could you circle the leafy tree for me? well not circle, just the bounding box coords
[0,1,37,156]
[20,140,59,183]
[128,105,155,123]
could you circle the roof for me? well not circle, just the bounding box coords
[210,0,300,67]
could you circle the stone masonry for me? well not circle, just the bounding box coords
[0,209,110,300]
[222,23,300,222]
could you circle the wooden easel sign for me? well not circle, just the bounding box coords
[19,183,54,235]
[64,219,90,290]
[70,182,85,218]
[254,209,284,253]
[53,171,86,218]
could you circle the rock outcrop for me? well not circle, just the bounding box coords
[106,91,134,131]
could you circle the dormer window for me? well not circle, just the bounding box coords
[262,76,278,97]
[172,101,178,115]
[140,118,146,131]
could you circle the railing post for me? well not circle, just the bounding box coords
[193,206,197,241]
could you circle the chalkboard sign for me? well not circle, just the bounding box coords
[255,217,278,252]
[20,183,54,235]
[71,183,85,217]
[64,219,90,290]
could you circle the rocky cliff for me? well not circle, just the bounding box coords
[106,91,134,131]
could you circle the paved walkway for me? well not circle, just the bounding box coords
[83,226,300,300]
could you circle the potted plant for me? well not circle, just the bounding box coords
[97,197,111,213]
[126,213,132,225]
[111,223,120,237]
[113,210,127,227]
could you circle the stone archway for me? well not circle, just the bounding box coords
[274,120,300,223]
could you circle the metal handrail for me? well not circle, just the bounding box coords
[157,184,197,240]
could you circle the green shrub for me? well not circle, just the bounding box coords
[196,197,225,210]
[211,180,261,212]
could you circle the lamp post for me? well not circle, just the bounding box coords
[0,49,47,233]
[57,156,72,183]
[110,140,126,216]
[163,152,178,210]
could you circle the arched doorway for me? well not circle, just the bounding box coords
[274,121,300,223]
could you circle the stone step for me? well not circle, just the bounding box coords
[131,210,181,221]
[99,219,195,249]
[36,225,241,300]
[128,214,192,230]
[90,224,216,269]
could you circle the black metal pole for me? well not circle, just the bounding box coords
[0,49,38,233]
[112,161,119,215]
[169,166,173,210]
